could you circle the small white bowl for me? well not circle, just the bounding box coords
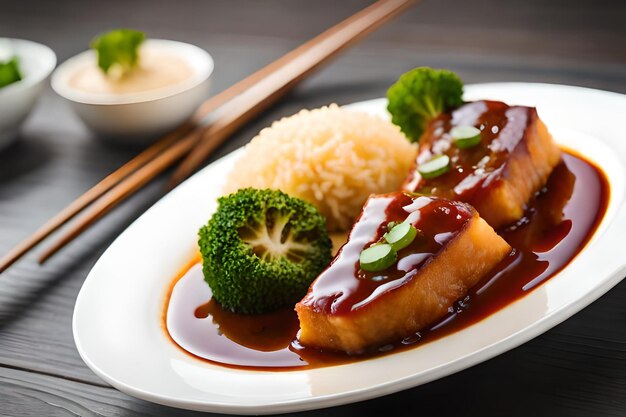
[52,39,213,146]
[0,38,57,150]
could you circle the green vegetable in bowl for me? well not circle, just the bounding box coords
[0,57,22,88]
[90,29,145,76]
[387,67,464,142]
[198,188,332,314]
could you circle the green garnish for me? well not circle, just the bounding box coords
[90,29,145,76]
[360,243,397,272]
[198,188,332,314]
[0,57,22,88]
[418,155,450,179]
[386,221,399,231]
[387,67,464,142]
[451,126,482,149]
[384,222,418,252]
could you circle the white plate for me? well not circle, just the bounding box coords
[74,83,626,414]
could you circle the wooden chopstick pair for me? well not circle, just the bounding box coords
[0,0,416,273]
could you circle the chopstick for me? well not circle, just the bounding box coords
[0,0,416,271]
[39,0,417,263]
[0,84,246,273]
[169,0,416,186]
[0,25,334,273]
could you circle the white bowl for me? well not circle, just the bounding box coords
[0,38,56,150]
[51,39,213,146]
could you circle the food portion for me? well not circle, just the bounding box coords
[386,67,463,142]
[164,66,609,370]
[223,104,417,231]
[296,192,511,353]
[167,151,608,370]
[198,188,332,314]
[68,29,194,95]
[90,29,145,76]
[0,56,22,88]
[402,100,561,228]
[387,67,562,229]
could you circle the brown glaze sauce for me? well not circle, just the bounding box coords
[164,151,609,371]
[300,194,475,315]
[403,100,533,200]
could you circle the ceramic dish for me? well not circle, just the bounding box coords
[73,83,626,414]
[52,39,213,145]
[0,38,57,149]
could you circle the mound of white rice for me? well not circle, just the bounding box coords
[224,104,417,231]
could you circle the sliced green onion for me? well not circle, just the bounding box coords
[451,126,481,148]
[360,243,397,272]
[384,222,418,251]
[418,155,450,179]
[386,221,399,231]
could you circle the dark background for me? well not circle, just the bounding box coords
[1,0,626,416]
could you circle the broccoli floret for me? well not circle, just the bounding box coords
[387,67,464,142]
[90,29,145,76]
[0,57,22,89]
[198,188,332,314]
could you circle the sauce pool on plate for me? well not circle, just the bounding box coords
[164,151,609,371]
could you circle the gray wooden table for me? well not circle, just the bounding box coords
[1,1,625,415]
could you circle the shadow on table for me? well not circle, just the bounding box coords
[0,134,53,185]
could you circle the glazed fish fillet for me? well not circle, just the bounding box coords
[295,192,511,353]
[403,100,561,229]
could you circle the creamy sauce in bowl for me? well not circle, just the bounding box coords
[69,48,194,95]
[52,39,213,106]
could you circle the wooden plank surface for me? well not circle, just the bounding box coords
[0,0,625,415]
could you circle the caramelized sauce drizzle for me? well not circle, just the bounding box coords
[403,100,534,200]
[302,194,474,315]
[164,151,609,371]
